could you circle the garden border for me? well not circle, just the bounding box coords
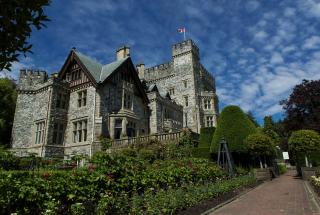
[200,180,265,215]
[305,181,320,212]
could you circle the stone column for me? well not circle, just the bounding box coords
[109,117,115,139]
[121,88,125,110]
[121,117,127,137]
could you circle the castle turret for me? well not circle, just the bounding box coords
[136,63,145,79]
[172,39,199,60]
[18,69,48,90]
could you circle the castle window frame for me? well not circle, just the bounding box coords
[53,123,64,145]
[73,119,87,143]
[204,99,211,110]
[169,88,175,95]
[56,93,67,109]
[123,92,132,110]
[206,116,214,127]
[78,90,87,107]
[184,96,189,107]
[35,121,45,144]
[183,80,188,88]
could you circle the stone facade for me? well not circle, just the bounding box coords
[11,48,154,158]
[11,39,217,158]
[139,40,218,133]
[146,85,183,134]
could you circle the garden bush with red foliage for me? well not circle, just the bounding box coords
[0,140,255,214]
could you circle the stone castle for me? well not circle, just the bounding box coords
[11,40,218,158]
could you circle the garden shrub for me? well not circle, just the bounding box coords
[130,174,256,214]
[210,105,257,154]
[192,127,215,159]
[199,127,215,148]
[245,132,276,168]
[191,147,210,159]
[138,149,156,163]
[120,148,137,157]
[278,164,287,174]
[289,129,320,174]
[0,156,229,214]
[289,130,320,154]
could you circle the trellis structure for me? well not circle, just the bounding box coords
[217,138,235,176]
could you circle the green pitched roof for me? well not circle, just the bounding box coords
[74,50,128,83]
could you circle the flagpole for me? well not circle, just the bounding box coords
[184,30,186,40]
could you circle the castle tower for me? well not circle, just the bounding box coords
[143,39,218,133]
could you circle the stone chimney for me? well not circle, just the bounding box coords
[116,46,130,60]
[136,63,145,79]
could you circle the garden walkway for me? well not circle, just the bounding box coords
[210,170,320,215]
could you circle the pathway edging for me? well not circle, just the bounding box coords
[304,181,320,212]
[201,180,267,215]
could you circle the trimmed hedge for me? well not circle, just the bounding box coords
[192,148,210,159]
[199,127,216,148]
[210,106,257,153]
[192,127,216,159]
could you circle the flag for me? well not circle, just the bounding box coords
[177,27,185,33]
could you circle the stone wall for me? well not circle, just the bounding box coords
[11,70,55,156]
[63,84,96,157]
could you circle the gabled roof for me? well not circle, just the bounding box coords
[160,92,171,100]
[147,84,158,92]
[73,50,128,83]
[59,49,149,103]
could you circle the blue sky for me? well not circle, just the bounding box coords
[3,0,320,124]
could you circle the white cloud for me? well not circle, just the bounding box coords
[270,52,284,64]
[302,36,320,49]
[299,0,320,18]
[284,7,296,17]
[264,104,283,115]
[246,1,260,12]
[282,45,296,53]
[254,31,268,41]
[0,57,35,80]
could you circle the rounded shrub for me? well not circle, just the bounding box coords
[288,129,320,154]
[210,105,257,154]
[245,132,276,157]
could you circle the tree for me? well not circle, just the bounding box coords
[245,132,276,169]
[246,111,260,127]
[0,78,17,147]
[272,119,290,151]
[262,116,280,146]
[0,0,50,71]
[281,79,320,133]
[288,129,320,168]
[210,105,257,154]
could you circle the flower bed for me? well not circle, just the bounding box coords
[0,151,256,215]
[310,176,320,197]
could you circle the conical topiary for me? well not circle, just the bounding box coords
[210,105,258,154]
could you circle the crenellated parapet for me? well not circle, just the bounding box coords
[143,61,174,81]
[172,39,199,59]
[18,69,69,93]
